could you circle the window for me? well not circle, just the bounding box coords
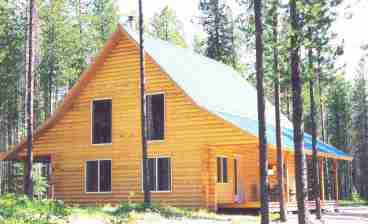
[92,99,112,144]
[86,160,112,193]
[144,157,171,192]
[217,157,228,183]
[146,94,164,140]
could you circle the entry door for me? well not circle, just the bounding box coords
[234,156,243,203]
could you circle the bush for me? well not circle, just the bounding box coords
[113,201,220,220]
[0,194,70,224]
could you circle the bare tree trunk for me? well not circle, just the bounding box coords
[308,33,322,219]
[272,1,287,221]
[25,0,35,198]
[254,0,269,223]
[289,0,308,223]
[138,0,151,205]
[316,47,325,142]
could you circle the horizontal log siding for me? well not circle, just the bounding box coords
[21,32,276,209]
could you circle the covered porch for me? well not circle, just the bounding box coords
[0,152,55,199]
[208,143,353,212]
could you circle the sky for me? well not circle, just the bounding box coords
[118,0,368,80]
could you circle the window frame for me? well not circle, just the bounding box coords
[141,156,172,193]
[217,156,228,184]
[91,98,113,146]
[85,159,112,194]
[145,92,165,143]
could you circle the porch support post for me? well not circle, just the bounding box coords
[206,148,217,211]
[349,160,353,199]
[284,154,289,202]
[319,158,325,201]
[334,159,339,201]
[48,154,55,199]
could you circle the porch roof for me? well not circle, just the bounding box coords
[215,111,352,160]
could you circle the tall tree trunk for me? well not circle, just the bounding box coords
[25,0,35,198]
[316,47,325,142]
[138,0,151,205]
[272,1,287,221]
[308,31,322,219]
[289,0,308,223]
[254,0,269,223]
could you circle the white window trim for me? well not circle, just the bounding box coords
[145,92,166,143]
[141,156,172,193]
[91,98,113,146]
[217,156,229,184]
[85,159,112,194]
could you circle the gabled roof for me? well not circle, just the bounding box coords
[1,25,351,161]
[123,26,351,160]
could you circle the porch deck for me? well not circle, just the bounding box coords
[219,200,338,212]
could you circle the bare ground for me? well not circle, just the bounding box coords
[68,206,368,224]
[273,206,368,224]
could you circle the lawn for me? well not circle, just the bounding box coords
[0,194,260,224]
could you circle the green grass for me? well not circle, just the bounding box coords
[68,202,258,223]
[338,200,368,207]
[338,192,368,207]
[109,202,236,223]
[0,194,259,224]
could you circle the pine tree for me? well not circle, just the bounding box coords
[199,0,238,68]
[290,0,308,222]
[25,0,36,198]
[89,0,119,49]
[38,0,69,119]
[307,43,322,219]
[253,0,269,223]
[138,0,150,206]
[0,0,27,151]
[351,58,368,199]
[270,0,286,221]
[149,6,187,48]
[326,75,352,200]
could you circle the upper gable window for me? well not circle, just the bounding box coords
[146,94,165,141]
[92,99,112,144]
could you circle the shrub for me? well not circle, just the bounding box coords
[0,194,70,224]
[113,201,222,220]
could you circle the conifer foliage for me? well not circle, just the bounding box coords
[199,0,238,68]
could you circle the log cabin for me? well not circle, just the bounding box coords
[0,24,352,211]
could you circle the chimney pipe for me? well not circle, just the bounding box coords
[128,16,134,29]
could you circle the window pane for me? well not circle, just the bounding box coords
[86,161,99,192]
[147,158,156,191]
[146,94,164,140]
[222,158,228,183]
[158,158,171,191]
[217,158,221,183]
[93,100,112,144]
[146,95,153,140]
[99,160,112,192]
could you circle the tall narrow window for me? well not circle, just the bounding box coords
[146,94,164,140]
[86,160,112,193]
[145,157,171,191]
[217,157,228,183]
[92,100,112,144]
